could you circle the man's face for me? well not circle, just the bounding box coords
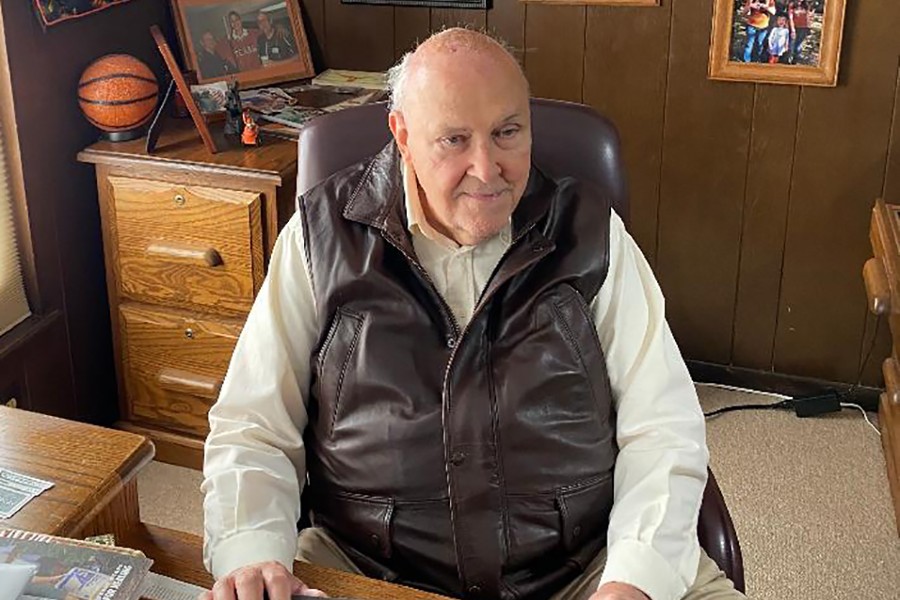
[202,33,216,52]
[229,13,242,33]
[390,54,531,246]
[257,13,272,34]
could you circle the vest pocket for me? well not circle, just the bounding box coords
[555,473,614,567]
[315,307,365,438]
[312,489,395,560]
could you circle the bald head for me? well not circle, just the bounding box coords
[388,28,528,114]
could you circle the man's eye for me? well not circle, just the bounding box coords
[442,135,466,146]
[496,126,520,139]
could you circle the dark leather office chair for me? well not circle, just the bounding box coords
[296,99,745,593]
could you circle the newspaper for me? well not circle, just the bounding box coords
[311,69,387,91]
[0,469,53,519]
[0,528,151,600]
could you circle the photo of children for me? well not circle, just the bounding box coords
[730,0,824,66]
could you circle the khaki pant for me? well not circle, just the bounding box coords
[297,527,746,600]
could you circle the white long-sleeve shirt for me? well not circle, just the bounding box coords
[203,162,709,600]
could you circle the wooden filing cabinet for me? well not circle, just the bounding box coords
[863,198,900,534]
[78,122,298,469]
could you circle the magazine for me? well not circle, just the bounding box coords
[0,528,152,600]
[311,69,387,91]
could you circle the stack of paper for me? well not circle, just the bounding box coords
[0,469,53,519]
[312,69,387,91]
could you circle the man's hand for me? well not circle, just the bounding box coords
[199,561,328,600]
[589,582,650,600]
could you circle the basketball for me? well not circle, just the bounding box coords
[78,54,159,138]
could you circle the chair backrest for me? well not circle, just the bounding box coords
[296,99,630,227]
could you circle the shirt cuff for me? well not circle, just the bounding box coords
[209,530,299,580]
[598,539,692,600]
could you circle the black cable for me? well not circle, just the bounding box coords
[842,315,882,403]
[704,399,793,418]
[704,317,884,419]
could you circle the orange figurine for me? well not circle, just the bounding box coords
[241,109,259,146]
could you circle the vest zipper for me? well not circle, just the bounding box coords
[438,222,541,594]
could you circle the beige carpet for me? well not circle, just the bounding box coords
[138,385,900,599]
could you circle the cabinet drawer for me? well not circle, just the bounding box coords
[109,176,264,314]
[120,303,243,436]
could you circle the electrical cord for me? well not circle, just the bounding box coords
[842,315,882,404]
[840,402,881,436]
[701,316,884,435]
[703,399,792,419]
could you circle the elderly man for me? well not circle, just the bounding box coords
[201,28,744,600]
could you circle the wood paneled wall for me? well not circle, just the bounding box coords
[301,0,900,386]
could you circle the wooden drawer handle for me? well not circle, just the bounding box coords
[883,358,900,405]
[157,368,222,399]
[146,242,223,268]
[863,257,891,315]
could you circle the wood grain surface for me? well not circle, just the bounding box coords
[119,304,242,436]
[866,199,900,532]
[0,406,153,537]
[582,4,672,264]
[110,176,263,315]
[80,116,294,469]
[78,119,298,185]
[122,524,451,599]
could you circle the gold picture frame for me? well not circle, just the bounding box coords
[709,0,846,86]
[171,0,315,88]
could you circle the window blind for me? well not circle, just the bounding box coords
[0,120,29,336]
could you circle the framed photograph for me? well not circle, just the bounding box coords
[191,81,230,114]
[172,0,315,88]
[709,0,846,86]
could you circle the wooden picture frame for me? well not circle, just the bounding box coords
[150,25,219,154]
[171,0,314,88]
[709,0,846,86]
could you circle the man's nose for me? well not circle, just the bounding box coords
[468,140,501,183]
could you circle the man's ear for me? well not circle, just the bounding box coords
[389,111,410,161]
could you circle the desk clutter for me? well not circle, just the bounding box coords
[0,527,213,600]
[233,72,387,141]
[0,469,53,520]
[0,528,151,600]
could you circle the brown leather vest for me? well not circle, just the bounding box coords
[299,142,618,600]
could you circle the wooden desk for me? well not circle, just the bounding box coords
[122,524,450,600]
[863,198,900,534]
[0,406,154,539]
[0,408,448,599]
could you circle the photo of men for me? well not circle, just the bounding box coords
[180,0,310,84]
